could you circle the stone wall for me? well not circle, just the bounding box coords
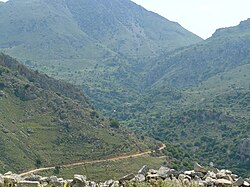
[0,163,249,187]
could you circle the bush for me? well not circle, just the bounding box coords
[110,119,120,129]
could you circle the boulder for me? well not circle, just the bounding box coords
[17,181,40,187]
[24,175,42,181]
[146,174,159,180]
[4,171,13,176]
[216,172,227,179]
[72,175,87,187]
[215,179,232,186]
[205,176,215,186]
[204,171,217,179]
[182,178,190,186]
[48,176,64,187]
[184,170,195,176]
[184,170,204,178]
[0,175,3,187]
[133,174,145,182]
[243,181,250,187]
[73,175,87,183]
[104,179,114,186]
[194,163,207,173]
[148,169,158,174]
[231,174,238,180]
[233,177,244,186]
[157,166,171,179]
[88,181,97,187]
[138,165,149,175]
[220,169,232,175]
[178,174,191,181]
[119,174,135,183]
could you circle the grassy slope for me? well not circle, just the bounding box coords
[0,54,155,173]
[37,156,166,182]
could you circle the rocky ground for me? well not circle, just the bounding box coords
[0,163,249,187]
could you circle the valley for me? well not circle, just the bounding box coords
[0,0,249,180]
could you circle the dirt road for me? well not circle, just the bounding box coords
[20,144,166,177]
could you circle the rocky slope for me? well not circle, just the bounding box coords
[0,53,153,173]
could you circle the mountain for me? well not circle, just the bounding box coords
[0,0,202,117]
[0,0,202,60]
[144,18,250,89]
[0,53,153,173]
[128,19,250,176]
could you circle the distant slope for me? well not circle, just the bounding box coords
[144,18,250,89]
[130,19,250,176]
[0,53,153,173]
[0,0,202,118]
[0,0,202,60]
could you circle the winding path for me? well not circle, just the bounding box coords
[20,144,166,177]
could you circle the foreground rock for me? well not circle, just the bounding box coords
[0,163,249,187]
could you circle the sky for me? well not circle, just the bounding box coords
[1,0,250,39]
[131,0,250,39]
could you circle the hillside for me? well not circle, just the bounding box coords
[0,0,202,60]
[0,53,154,173]
[128,19,250,176]
[0,0,202,117]
[144,19,250,88]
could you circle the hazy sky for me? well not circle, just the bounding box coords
[131,0,250,39]
[1,0,250,39]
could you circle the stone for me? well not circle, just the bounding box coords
[48,176,58,183]
[231,174,238,180]
[204,171,217,179]
[184,170,195,176]
[194,163,207,173]
[24,175,42,182]
[216,172,227,179]
[233,177,244,186]
[4,171,13,176]
[220,169,232,175]
[88,181,97,187]
[119,174,135,183]
[182,178,190,185]
[148,169,158,174]
[146,174,159,180]
[0,175,3,187]
[178,174,191,181]
[243,181,250,187]
[157,166,171,179]
[73,175,87,183]
[198,181,207,186]
[134,174,145,182]
[205,176,215,186]
[72,175,87,187]
[104,179,114,186]
[17,181,40,187]
[138,165,149,175]
[215,179,232,186]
